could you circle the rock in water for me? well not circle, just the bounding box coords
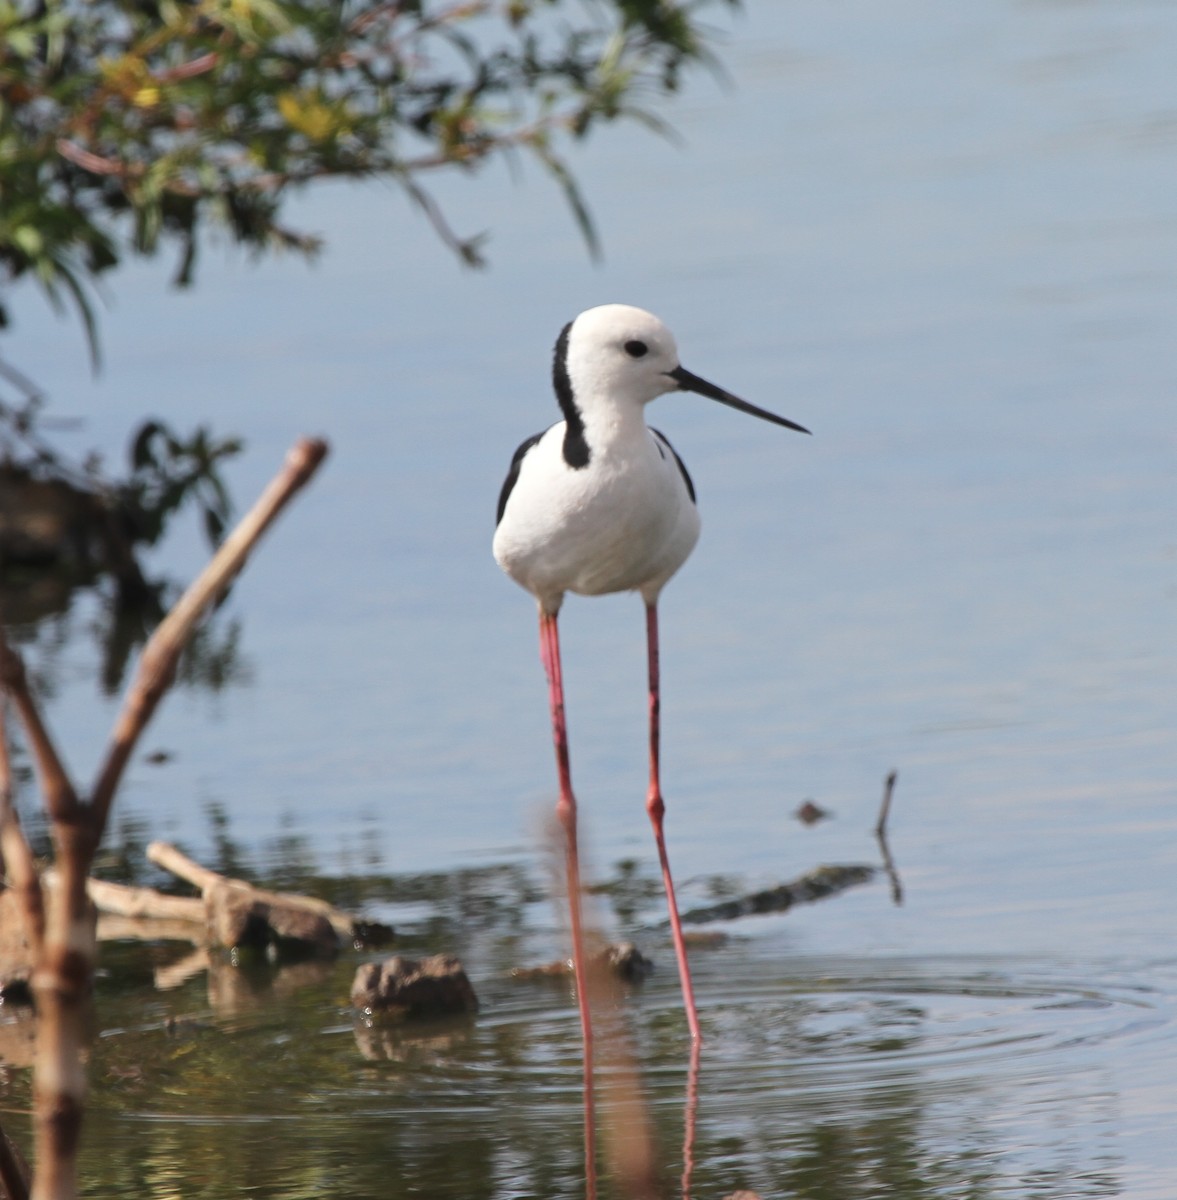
[352,954,478,1020]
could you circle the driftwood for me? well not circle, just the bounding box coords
[48,844,392,962]
[83,875,204,923]
[146,841,367,951]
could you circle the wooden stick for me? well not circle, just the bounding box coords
[82,876,204,923]
[0,642,93,1200]
[875,769,898,837]
[144,842,222,893]
[0,645,82,830]
[90,437,329,834]
[0,720,32,1200]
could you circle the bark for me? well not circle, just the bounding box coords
[30,825,95,1200]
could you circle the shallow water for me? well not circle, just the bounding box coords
[2,0,1176,1195]
[3,866,1174,1199]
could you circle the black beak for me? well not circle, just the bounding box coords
[668,366,811,434]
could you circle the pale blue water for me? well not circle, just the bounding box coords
[3,2,1176,1195]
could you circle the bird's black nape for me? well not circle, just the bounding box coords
[552,320,590,468]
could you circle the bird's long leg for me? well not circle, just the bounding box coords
[539,609,598,1192]
[539,609,595,1059]
[645,602,702,1042]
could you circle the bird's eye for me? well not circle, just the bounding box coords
[624,340,649,358]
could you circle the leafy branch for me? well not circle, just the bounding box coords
[0,0,739,360]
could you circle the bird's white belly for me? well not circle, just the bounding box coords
[494,431,701,610]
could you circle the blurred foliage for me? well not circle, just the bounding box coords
[0,377,240,592]
[0,0,738,360]
[124,418,240,549]
[0,369,247,693]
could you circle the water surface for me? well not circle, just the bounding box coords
[2,0,1175,1195]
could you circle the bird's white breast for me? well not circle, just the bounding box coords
[493,423,701,613]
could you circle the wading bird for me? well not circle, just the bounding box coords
[493,304,809,1045]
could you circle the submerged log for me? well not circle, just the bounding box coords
[676,864,877,926]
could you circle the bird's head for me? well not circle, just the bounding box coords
[561,304,682,409]
[557,303,811,433]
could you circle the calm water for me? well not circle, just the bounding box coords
[2,0,1176,1196]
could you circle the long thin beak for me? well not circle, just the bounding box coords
[668,366,811,434]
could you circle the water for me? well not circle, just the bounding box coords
[1,0,1176,1195]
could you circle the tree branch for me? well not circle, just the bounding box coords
[89,437,329,833]
[0,643,82,828]
[0,704,45,959]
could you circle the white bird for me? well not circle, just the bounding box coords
[493,303,809,1046]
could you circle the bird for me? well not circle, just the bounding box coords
[493,303,809,1046]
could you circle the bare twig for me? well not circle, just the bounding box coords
[90,437,328,833]
[875,769,898,838]
[0,634,91,1200]
[0,646,83,828]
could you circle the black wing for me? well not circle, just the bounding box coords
[495,431,544,526]
[650,428,696,504]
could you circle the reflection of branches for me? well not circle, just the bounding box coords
[682,1039,700,1200]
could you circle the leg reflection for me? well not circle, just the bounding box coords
[681,1037,701,1200]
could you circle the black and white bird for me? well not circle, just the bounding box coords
[493,303,809,1046]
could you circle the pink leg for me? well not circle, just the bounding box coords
[645,602,702,1042]
[539,610,595,1059]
